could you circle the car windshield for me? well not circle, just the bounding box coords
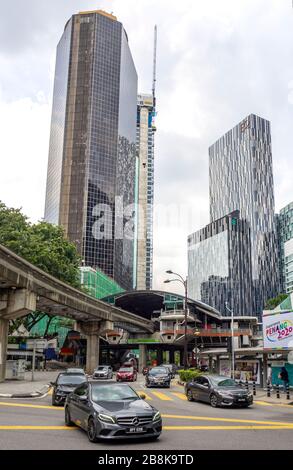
[119,368,133,372]
[149,368,167,375]
[57,375,86,385]
[91,384,139,402]
[96,366,108,371]
[211,377,238,387]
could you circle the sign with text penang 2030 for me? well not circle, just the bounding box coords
[263,311,293,349]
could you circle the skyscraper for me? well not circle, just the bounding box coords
[188,114,279,316]
[44,10,138,290]
[277,202,293,294]
[188,211,252,315]
[209,114,279,314]
[136,93,156,290]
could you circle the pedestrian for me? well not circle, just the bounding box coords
[279,366,289,391]
[267,365,272,385]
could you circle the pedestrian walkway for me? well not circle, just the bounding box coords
[0,371,60,397]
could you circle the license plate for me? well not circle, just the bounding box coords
[237,398,246,401]
[127,427,145,434]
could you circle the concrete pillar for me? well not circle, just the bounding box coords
[262,354,268,388]
[86,334,100,374]
[139,344,147,371]
[0,317,9,382]
[215,356,220,374]
[169,349,175,364]
[157,349,163,365]
[208,355,213,373]
[180,349,184,366]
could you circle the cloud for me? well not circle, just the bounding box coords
[0,0,293,296]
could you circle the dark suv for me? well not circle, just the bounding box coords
[185,374,253,408]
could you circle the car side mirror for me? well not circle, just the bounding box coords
[139,393,146,400]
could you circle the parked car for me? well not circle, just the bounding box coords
[116,366,137,382]
[92,365,113,380]
[160,364,176,378]
[64,381,162,442]
[185,374,253,408]
[145,366,171,388]
[51,372,87,406]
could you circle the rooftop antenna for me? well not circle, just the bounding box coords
[152,25,157,105]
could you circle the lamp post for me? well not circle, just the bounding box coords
[164,270,188,370]
[194,328,200,369]
[225,302,235,380]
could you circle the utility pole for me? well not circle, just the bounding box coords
[225,302,235,379]
[31,339,36,382]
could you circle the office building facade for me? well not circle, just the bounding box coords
[277,202,293,294]
[136,93,156,290]
[44,10,138,290]
[188,211,252,315]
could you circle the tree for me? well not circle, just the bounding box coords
[0,201,82,333]
[265,294,288,310]
[0,201,81,287]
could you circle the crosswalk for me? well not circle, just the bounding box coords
[137,389,187,402]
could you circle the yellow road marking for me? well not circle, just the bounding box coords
[137,391,153,400]
[163,425,293,430]
[161,414,293,427]
[0,402,63,411]
[151,391,173,401]
[0,426,76,430]
[254,401,293,409]
[171,392,187,401]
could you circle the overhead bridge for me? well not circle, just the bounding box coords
[0,244,153,380]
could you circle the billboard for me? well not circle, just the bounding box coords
[263,311,293,349]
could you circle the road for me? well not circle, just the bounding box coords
[0,375,293,450]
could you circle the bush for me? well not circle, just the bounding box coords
[178,369,202,383]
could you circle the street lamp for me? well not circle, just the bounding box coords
[164,270,188,370]
[225,302,235,380]
[194,328,200,369]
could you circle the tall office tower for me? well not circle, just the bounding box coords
[135,27,157,290]
[209,114,279,314]
[44,10,138,290]
[136,93,156,290]
[188,211,253,315]
[277,202,293,294]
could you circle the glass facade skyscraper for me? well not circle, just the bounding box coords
[277,202,293,294]
[188,114,279,316]
[188,211,252,315]
[44,10,138,291]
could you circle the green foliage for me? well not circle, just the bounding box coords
[265,294,288,310]
[0,201,81,287]
[178,369,202,382]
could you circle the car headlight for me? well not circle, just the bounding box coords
[153,411,161,422]
[98,413,116,424]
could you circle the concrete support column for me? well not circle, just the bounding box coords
[262,354,268,388]
[215,356,220,374]
[180,349,184,366]
[139,344,147,372]
[169,350,175,364]
[157,349,163,365]
[86,334,100,375]
[208,355,213,373]
[0,317,9,382]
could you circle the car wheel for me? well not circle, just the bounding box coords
[187,390,194,402]
[65,406,74,427]
[210,394,218,408]
[87,417,99,443]
[52,395,59,406]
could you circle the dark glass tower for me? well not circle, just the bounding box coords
[209,114,279,315]
[44,10,138,290]
[188,211,252,315]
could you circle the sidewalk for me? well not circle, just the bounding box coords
[0,371,59,398]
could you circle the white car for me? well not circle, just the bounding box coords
[92,365,113,379]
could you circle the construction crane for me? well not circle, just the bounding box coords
[152,25,158,107]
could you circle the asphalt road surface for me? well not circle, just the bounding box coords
[0,375,293,450]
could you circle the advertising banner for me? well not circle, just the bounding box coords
[263,311,293,349]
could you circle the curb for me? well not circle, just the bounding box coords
[0,384,51,399]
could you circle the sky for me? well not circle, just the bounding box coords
[0,0,293,296]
